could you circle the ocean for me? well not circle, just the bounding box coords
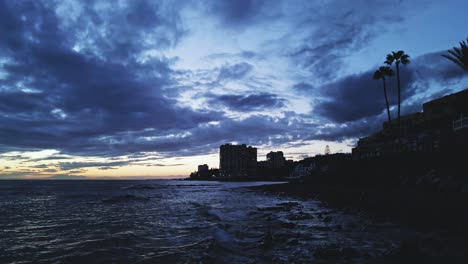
[0,180,410,263]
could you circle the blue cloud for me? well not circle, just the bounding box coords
[209,92,286,112]
[217,62,254,81]
[0,0,467,165]
[0,1,222,156]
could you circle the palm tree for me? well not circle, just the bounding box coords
[442,38,468,71]
[385,50,410,134]
[373,66,394,125]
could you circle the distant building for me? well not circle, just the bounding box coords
[423,89,468,130]
[289,163,316,179]
[219,144,257,178]
[382,112,425,136]
[266,151,286,168]
[453,113,468,131]
[190,165,219,180]
[198,164,209,173]
[257,160,269,169]
[352,88,468,159]
[324,145,331,155]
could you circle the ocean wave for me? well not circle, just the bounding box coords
[101,194,149,203]
[122,184,159,190]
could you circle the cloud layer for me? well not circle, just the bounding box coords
[0,0,467,177]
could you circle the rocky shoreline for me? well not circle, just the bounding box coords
[249,152,468,261]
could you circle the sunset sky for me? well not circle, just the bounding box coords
[1,0,467,179]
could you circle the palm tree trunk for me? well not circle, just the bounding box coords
[396,62,401,136]
[383,78,392,125]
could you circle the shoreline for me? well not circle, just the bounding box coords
[248,181,467,261]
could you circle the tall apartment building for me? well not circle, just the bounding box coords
[266,151,286,168]
[219,144,257,178]
[352,88,468,159]
[197,164,209,173]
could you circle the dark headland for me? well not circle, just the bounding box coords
[189,88,468,261]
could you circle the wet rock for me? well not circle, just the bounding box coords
[314,244,341,259]
[287,211,312,221]
[310,225,332,231]
[392,239,424,259]
[124,184,157,190]
[341,247,360,259]
[314,244,360,260]
[257,206,283,211]
[462,184,468,194]
[276,201,301,208]
[280,221,296,229]
[273,232,300,244]
[287,238,299,245]
[260,231,273,249]
[102,194,149,203]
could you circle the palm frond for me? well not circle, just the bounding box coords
[373,70,382,80]
[442,54,466,70]
[442,38,468,71]
[459,39,468,49]
[385,54,394,65]
[447,49,462,60]
[401,54,410,64]
[379,66,394,77]
[395,50,404,58]
[452,47,462,56]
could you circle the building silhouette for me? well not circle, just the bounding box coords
[219,144,257,178]
[353,88,468,158]
[190,164,219,180]
[266,151,286,168]
[198,164,209,173]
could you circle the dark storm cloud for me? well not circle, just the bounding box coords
[206,0,274,28]
[68,170,84,174]
[0,154,30,161]
[315,71,405,123]
[0,172,31,179]
[58,161,131,171]
[146,163,185,167]
[288,0,405,81]
[207,51,258,60]
[0,0,465,164]
[46,174,88,180]
[56,0,188,61]
[98,167,118,170]
[217,62,254,80]
[97,114,297,158]
[183,111,379,149]
[309,119,383,142]
[57,158,183,170]
[0,1,222,156]
[31,164,49,169]
[314,51,467,123]
[188,115,290,147]
[411,51,468,84]
[292,82,314,94]
[29,155,72,162]
[209,93,286,112]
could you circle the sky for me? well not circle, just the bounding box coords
[1,0,467,179]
